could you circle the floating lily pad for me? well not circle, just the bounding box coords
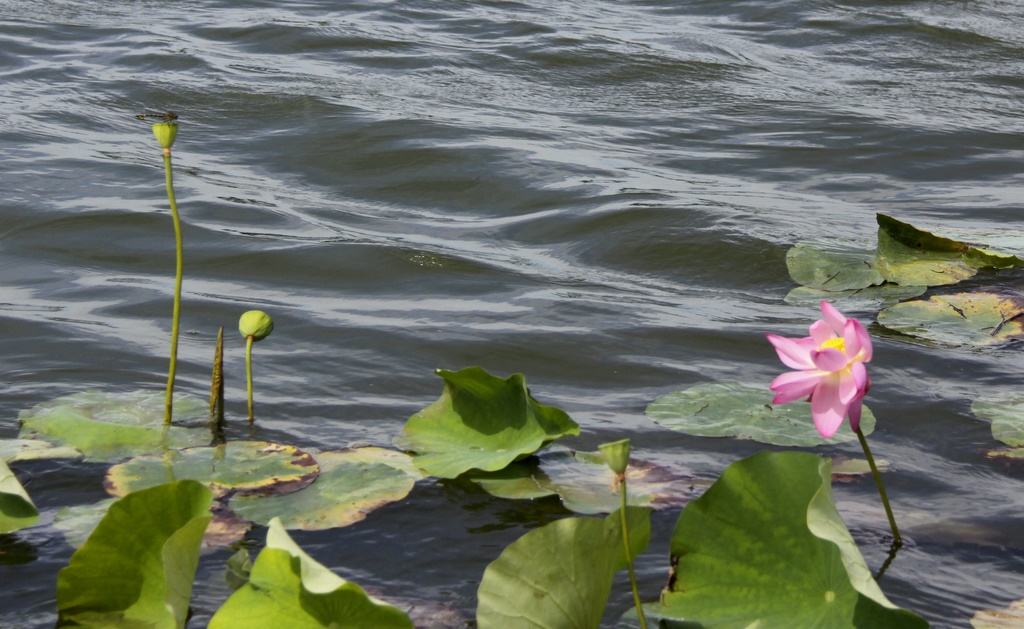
[229,448,420,530]
[984,448,1024,461]
[18,390,211,462]
[0,438,82,463]
[209,517,414,628]
[830,456,890,483]
[878,292,1024,346]
[57,480,213,629]
[646,382,876,447]
[972,599,1024,628]
[784,285,926,311]
[396,367,580,479]
[105,441,319,500]
[657,451,926,627]
[0,459,38,534]
[476,507,651,629]
[786,239,884,291]
[875,225,977,287]
[878,213,1024,271]
[972,394,1024,447]
[467,448,704,514]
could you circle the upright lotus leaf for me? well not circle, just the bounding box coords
[877,292,1024,347]
[972,394,1024,447]
[646,382,875,447]
[18,390,211,462]
[0,438,81,463]
[477,507,651,629]
[658,451,926,628]
[972,599,1024,628]
[105,441,319,499]
[784,285,926,311]
[396,367,580,478]
[229,447,421,530]
[0,459,39,534]
[57,480,213,629]
[467,448,703,514]
[209,517,414,628]
[786,239,884,291]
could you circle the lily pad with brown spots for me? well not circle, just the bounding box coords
[878,292,1024,346]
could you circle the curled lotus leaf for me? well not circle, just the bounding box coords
[878,213,1024,270]
[646,382,875,447]
[877,292,1024,347]
[396,367,580,479]
[0,459,39,534]
[228,447,420,531]
[875,226,976,287]
[17,390,210,462]
[105,441,319,500]
[786,239,884,291]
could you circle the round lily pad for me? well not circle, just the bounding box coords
[228,448,420,530]
[878,292,1024,347]
[18,390,211,462]
[105,441,319,500]
[646,382,876,446]
[972,394,1024,447]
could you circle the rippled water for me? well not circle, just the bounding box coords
[3,0,1024,626]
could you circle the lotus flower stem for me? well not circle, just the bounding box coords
[618,476,648,629]
[162,146,183,426]
[855,426,901,549]
[245,335,255,423]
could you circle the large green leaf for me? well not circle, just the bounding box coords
[786,239,884,291]
[877,292,1024,347]
[209,517,414,628]
[105,441,319,499]
[468,447,704,514]
[646,382,875,447]
[229,447,420,530]
[56,480,213,629]
[657,451,926,628]
[878,213,1024,270]
[396,367,580,478]
[477,507,651,629]
[875,224,976,287]
[18,390,211,462]
[0,459,39,534]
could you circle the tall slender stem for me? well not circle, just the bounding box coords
[618,476,648,629]
[245,335,255,423]
[163,148,183,426]
[855,426,901,548]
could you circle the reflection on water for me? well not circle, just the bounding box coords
[2,0,1024,626]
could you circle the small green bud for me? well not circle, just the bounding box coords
[239,310,274,341]
[152,122,178,149]
[599,439,630,475]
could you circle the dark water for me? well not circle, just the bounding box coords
[2,0,1024,626]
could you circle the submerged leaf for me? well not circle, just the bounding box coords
[972,394,1024,447]
[658,451,926,628]
[209,518,413,628]
[878,292,1024,346]
[105,441,319,500]
[396,367,580,478]
[0,459,39,534]
[0,438,81,463]
[229,448,420,530]
[476,507,651,629]
[18,390,211,462]
[56,480,213,629]
[972,599,1024,628]
[786,239,884,291]
[646,382,875,447]
[784,285,926,311]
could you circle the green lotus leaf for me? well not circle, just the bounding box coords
[830,456,890,483]
[784,285,926,311]
[646,382,875,447]
[658,451,926,628]
[468,447,704,514]
[972,599,1024,628]
[786,239,884,291]
[877,292,1024,346]
[971,394,1024,447]
[877,214,1024,270]
[875,225,977,287]
[229,447,420,530]
[57,480,213,629]
[18,390,211,462]
[0,438,82,463]
[396,367,580,478]
[0,459,39,534]
[209,517,413,628]
[476,507,651,629]
[984,448,1024,461]
[105,441,319,500]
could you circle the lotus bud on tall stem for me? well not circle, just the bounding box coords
[599,439,648,629]
[239,310,273,424]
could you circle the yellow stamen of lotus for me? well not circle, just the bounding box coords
[820,337,846,353]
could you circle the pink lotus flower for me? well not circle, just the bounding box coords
[767,301,872,438]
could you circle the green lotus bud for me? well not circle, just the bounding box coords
[599,439,630,475]
[239,310,274,341]
[152,122,178,149]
